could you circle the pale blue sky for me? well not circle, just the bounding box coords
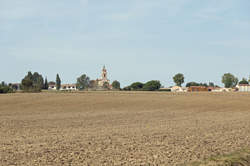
[1,0,250,87]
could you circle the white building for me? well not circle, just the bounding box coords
[237,84,250,92]
[170,86,187,92]
[60,84,77,91]
[48,84,77,91]
[48,84,56,90]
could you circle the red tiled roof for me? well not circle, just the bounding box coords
[239,84,250,86]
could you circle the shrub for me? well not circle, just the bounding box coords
[0,82,14,93]
[130,82,144,90]
[123,86,131,91]
[186,82,208,87]
[158,88,171,92]
[239,78,249,85]
[143,80,161,91]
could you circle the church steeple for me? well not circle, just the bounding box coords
[102,65,107,80]
[96,65,110,88]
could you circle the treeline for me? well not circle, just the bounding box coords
[172,73,249,88]
[122,73,250,91]
[1,71,249,94]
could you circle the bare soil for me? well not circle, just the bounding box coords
[1,92,250,166]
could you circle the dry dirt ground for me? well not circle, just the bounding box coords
[0,92,250,166]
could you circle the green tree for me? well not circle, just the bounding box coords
[123,86,131,91]
[222,73,238,88]
[21,71,44,92]
[186,82,208,87]
[1,81,5,87]
[186,82,200,87]
[76,74,90,90]
[173,73,184,86]
[209,82,215,87]
[103,82,110,89]
[21,78,33,91]
[44,77,48,89]
[130,82,144,90]
[239,78,249,85]
[200,83,208,87]
[21,72,33,91]
[32,72,44,90]
[56,74,61,90]
[0,81,13,93]
[112,80,120,90]
[143,80,161,91]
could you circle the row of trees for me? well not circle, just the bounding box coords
[1,72,249,93]
[122,73,249,92]
[123,80,161,91]
[172,73,249,88]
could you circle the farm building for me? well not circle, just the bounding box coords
[211,87,224,92]
[10,83,21,91]
[60,84,77,91]
[237,84,250,92]
[188,86,208,92]
[48,82,56,90]
[170,86,187,92]
[48,84,77,91]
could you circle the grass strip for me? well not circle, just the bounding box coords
[179,149,250,166]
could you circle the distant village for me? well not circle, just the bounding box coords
[47,66,112,91]
[1,66,250,93]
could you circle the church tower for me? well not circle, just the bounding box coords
[102,65,108,81]
[97,65,110,87]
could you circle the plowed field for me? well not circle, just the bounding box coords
[1,92,250,165]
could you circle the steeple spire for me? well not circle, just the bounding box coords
[102,65,107,80]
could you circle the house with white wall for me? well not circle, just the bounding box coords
[60,84,77,91]
[171,86,187,92]
[237,84,250,92]
[48,84,77,91]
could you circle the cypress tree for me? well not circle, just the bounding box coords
[56,74,61,90]
[44,77,48,89]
